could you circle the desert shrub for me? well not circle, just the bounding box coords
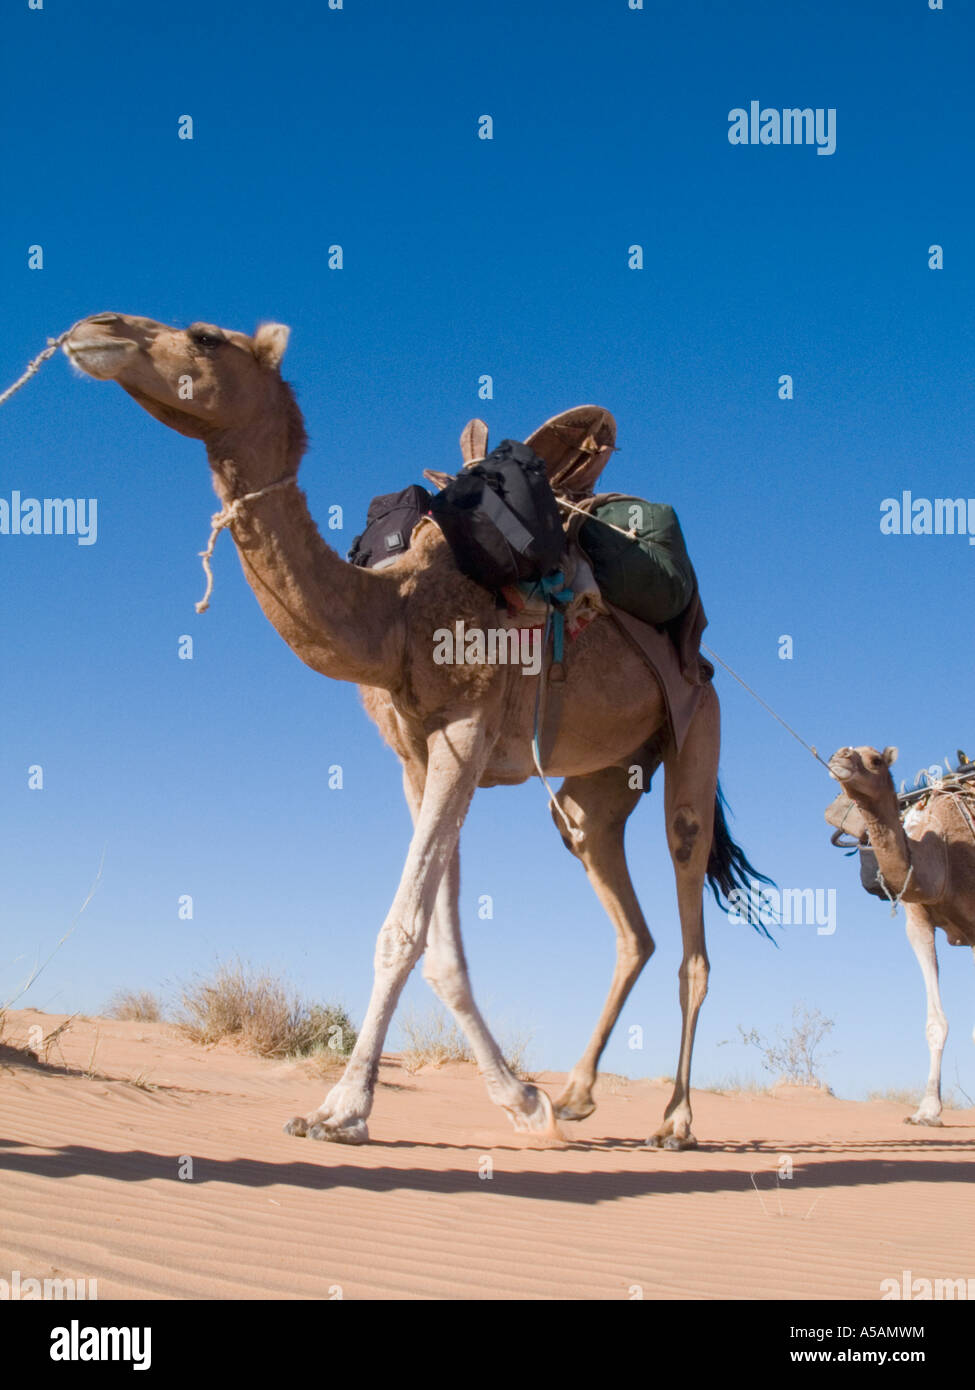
[179,959,356,1059]
[737,1004,835,1088]
[397,1004,534,1079]
[398,1005,472,1072]
[106,990,164,1022]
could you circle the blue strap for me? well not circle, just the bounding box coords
[519,569,573,663]
[528,568,574,773]
[531,609,553,772]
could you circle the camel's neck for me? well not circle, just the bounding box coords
[854,789,914,896]
[205,412,403,688]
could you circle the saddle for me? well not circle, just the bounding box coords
[424,407,712,762]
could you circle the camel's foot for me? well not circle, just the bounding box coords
[285,1112,370,1144]
[646,1131,698,1151]
[554,1080,597,1123]
[505,1084,562,1138]
[647,1110,697,1151]
[284,1083,371,1145]
[905,1112,943,1127]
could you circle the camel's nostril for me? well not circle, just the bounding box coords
[86,312,119,325]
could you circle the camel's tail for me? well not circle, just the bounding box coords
[706,781,777,942]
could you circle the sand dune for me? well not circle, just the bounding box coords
[0,1009,972,1300]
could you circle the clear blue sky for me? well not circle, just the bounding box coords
[2,0,973,1104]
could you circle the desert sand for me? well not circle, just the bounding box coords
[1,1008,972,1301]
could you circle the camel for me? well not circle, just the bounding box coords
[63,310,767,1149]
[826,745,975,1125]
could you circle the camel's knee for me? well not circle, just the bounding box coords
[374,917,423,973]
[926,1013,948,1052]
[679,952,709,1009]
[668,805,705,868]
[625,931,655,971]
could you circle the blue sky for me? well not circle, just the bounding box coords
[2,0,973,1106]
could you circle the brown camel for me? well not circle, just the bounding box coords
[64,310,765,1148]
[826,745,975,1124]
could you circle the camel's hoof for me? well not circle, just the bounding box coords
[646,1132,698,1151]
[556,1100,592,1123]
[509,1085,562,1138]
[307,1118,370,1145]
[904,1114,943,1127]
[284,1113,369,1144]
[554,1097,596,1122]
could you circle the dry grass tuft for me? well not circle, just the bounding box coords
[597,1071,632,1095]
[178,959,356,1060]
[398,1006,472,1073]
[868,1085,962,1109]
[397,1005,535,1080]
[106,990,164,1023]
[699,1072,771,1096]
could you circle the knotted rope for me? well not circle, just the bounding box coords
[196,474,298,613]
[876,862,915,918]
[0,325,76,409]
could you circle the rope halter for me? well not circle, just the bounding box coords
[196,474,298,613]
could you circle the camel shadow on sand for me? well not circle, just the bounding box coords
[0,1134,972,1205]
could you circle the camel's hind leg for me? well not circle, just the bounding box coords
[648,685,719,1151]
[549,766,653,1121]
[904,904,947,1126]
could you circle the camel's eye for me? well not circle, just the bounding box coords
[188,325,225,348]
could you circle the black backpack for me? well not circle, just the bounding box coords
[429,440,565,591]
[348,485,432,569]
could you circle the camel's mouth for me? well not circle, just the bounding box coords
[827,748,857,782]
[63,337,136,381]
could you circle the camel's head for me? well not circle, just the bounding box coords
[63,312,293,442]
[827,745,898,805]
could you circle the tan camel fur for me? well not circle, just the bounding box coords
[64,311,748,1148]
[827,745,975,1124]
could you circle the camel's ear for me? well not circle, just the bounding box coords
[252,322,291,370]
[883,746,899,766]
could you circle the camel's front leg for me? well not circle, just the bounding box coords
[648,687,718,1151]
[904,904,947,1126]
[549,768,653,1122]
[285,718,489,1144]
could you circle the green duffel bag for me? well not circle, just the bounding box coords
[579,496,696,626]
